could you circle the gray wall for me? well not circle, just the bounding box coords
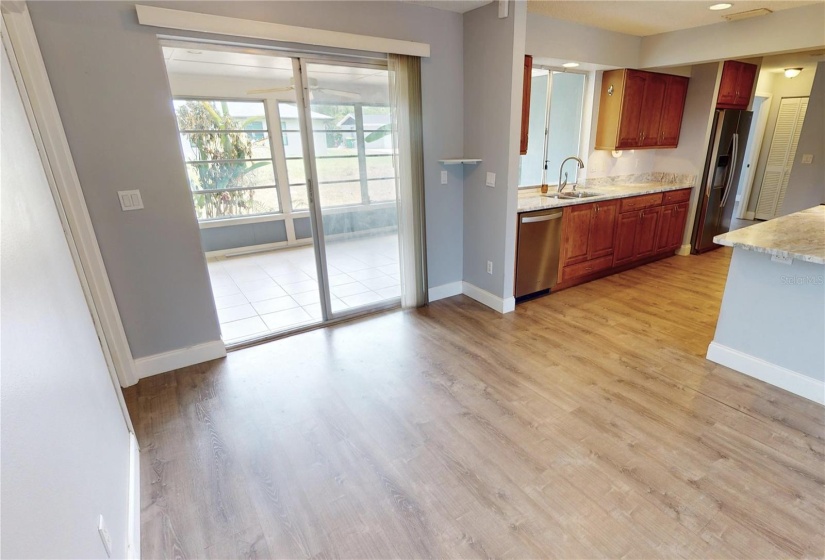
[780,62,825,216]
[28,1,464,358]
[462,0,525,299]
[526,12,640,69]
[1,43,131,559]
[713,248,824,383]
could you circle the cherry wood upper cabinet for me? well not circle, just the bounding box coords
[520,55,533,156]
[616,71,647,149]
[639,73,668,147]
[717,60,758,110]
[596,69,690,150]
[659,76,690,147]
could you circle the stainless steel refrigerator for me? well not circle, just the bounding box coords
[691,109,753,253]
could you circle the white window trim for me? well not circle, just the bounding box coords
[136,5,430,58]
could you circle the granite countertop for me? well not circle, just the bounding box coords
[517,182,694,213]
[713,205,825,265]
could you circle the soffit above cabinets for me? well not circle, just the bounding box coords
[526,0,821,37]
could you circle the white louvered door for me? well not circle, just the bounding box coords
[755,97,809,219]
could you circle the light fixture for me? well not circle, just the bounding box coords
[784,68,803,78]
[709,3,732,10]
[563,62,580,68]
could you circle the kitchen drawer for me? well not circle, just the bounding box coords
[562,255,613,281]
[662,188,691,204]
[620,193,664,212]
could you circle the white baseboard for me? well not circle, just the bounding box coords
[127,432,140,559]
[461,281,515,314]
[428,281,463,302]
[675,244,692,256]
[707,342,824,405]
[134,340,226,379]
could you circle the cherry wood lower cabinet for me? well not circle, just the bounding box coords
[560,199,620,282]
[656,202,689,252]
[555,188,691,290]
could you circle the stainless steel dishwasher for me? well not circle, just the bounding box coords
[515,209,563,299]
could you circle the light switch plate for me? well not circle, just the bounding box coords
[441,170,448,185]
[486,172,496,188]
[98,515,112,558]
[118,190,144,211]
[801,154,814,164]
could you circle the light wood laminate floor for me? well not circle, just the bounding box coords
[125,248,825,559]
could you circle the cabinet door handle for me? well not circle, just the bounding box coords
[595,206,599,214]
[585,266,593,271]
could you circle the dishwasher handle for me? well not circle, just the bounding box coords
[521,213,562,224]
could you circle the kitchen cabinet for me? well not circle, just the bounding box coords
[717,60,757,110]
[659,76,690,147]
[560,199,619,280]
[596,69,690,150]
[656,202,689,253]
[519,188,693,295]
[638,73,667,147]
[520,55,533,156]
[613,206,662,266]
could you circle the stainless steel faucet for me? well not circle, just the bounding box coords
[558,156,585,193]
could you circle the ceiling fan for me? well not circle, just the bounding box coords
[247,77,360,100]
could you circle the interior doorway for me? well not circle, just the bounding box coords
[162,43,401,345]
[732,94,771,221]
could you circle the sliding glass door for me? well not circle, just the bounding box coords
[298,61,401,318]
[164,44,402,345]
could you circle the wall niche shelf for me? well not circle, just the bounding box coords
[438,159,482,165]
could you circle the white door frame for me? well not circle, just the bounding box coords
[736,92,772,219]
[1,6,139,390]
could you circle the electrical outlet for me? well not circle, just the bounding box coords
[441,170,448,185]
[98,515,112,558]
[801,154,814,164]
[486,172,496,188]
[486,260,493,275]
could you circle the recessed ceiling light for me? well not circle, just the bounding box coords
[784,68,803,78]
[563,62,580,68]
[709,3,733,10]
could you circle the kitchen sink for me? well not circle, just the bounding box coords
[542,191,603,199]
[561,191,603,199]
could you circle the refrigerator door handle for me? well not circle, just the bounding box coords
[720,133,738,208]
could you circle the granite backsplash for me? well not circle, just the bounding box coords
[583,172,697,187]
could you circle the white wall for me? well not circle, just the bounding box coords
[462,0,526,302]
[27,0,465,359]
[781,61,825,215]
[1,43,132,559]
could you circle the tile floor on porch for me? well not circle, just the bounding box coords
[207,234,400,344]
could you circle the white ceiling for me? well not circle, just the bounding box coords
[526,0,822,37]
